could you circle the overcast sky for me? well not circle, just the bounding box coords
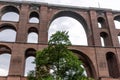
[2,0,120,10]
[1,0,120,77]
[16,0,120,10]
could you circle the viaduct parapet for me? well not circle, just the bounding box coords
[0,1,120,80]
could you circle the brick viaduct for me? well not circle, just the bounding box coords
[0,1,120,80]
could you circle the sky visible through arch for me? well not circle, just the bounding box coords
[1,0,120,77]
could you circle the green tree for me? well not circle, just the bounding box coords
[28,31,93,80]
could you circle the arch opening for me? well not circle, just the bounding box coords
[24,48,36,76]
[106,52,119,78]
[70,49,96,79]
[48,11,88,46]
[24,56,35,76]
[100,32,109,47]
[118,33,120,45]
[0,24,16,42]
[97,17,106,28]
[114,15,120,29]
[0,45,11,76]
[29,12,39,23]
[0,54,11,76]
[27,27,38,43]
[1,6,19,22]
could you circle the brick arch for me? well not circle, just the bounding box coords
[25,48,36,59]
[0,44,11,77]
[0,5,20,16]
[29,11,40,23]
[70,49,97,79]
[106,52,120,78]
[100,31,112,46]
[0,45,11,54]
[113,15,120,30]
[29,11,39,19]
[0,23,17,31]
[24,48,36,76]
[48,10,89,33]
[114,14,120,20]
[97,17,106,28]
[117,32,120,43]
[27,27,38,43]
[28,27,38,34]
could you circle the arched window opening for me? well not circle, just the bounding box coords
[106,52,119,78]
[100,37,105,46]
[27,27,38,43]
[81,65,87,76]
[0,24,16,42]
[24,48,36,76]
[98,22,102,28]
[70,50,96,79]
[97,17,106,28]
[29,12,39,23]
[27,32,38,43]
[114,20,120,29]
[0,29,16,42]
[118,33,120,44]
[100,32,109,47]
[24,56,35,76]
[114,16,120,29]
[1,6,19,22]
[0,53,11,76]
[49,17,88,46]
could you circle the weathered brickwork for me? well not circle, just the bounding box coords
[0,1,120,80]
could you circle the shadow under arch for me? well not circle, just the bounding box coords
[0,45,11,76]
[48,10,89,34]
[25,48,36,58]
[0,5,20,22]
[0,44,11,54]
[106,52,120,78]
[24,48,36,76]
[29,11,39,23]
[70,49,97,79]
[114,15,120,29]
[0,23,17,31]
[0,5,19,16]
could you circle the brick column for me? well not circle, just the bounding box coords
[0,4,4,20]
[95,48,109,78]
[105,11,119,47]
[16,4,29,43]
[89,10,101,46]
[38,5,48,44]
[9,44,25,76]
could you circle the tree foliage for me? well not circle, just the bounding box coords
[27,31,93,80]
